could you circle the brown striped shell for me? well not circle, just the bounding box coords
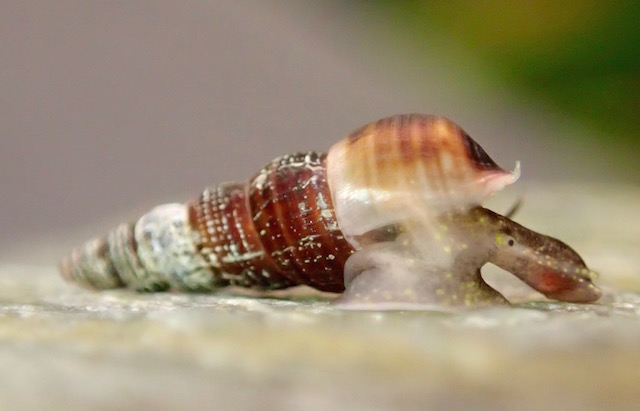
[59,114,519,296]
[187,152,354,292]
[61,152,355,293]
[327,115,519,245]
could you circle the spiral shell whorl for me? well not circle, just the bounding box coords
[326,114,519,244]
[61,152,355,293]
[59,236,123,289]
[243,152,353,291]
[187,152,354,292]
[60,204,224,292]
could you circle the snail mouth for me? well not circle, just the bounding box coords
[533,268,602,303]
[547,285,602,303]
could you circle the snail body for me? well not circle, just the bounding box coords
[60,114,601,308]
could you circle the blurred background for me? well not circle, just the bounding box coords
[1,1,638,251]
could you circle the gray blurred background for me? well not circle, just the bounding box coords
[2,1,638,251]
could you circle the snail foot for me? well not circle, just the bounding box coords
[333,239,508,311]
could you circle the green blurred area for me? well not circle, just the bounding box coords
[376,1,640,152]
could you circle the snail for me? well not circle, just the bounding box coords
[59,114,601,309]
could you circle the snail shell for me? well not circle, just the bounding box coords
[60,114,599,308]
[61,151,353,292]
[327,115,519,244]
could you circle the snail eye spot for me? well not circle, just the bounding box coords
[508,239,515,247]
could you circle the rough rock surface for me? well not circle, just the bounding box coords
[1,184,639,411]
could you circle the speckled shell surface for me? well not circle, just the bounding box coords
[327,114,519,243]
[61,152,354,293]
[189,152,353,292]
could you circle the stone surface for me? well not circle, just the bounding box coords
[0,184,639,411]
